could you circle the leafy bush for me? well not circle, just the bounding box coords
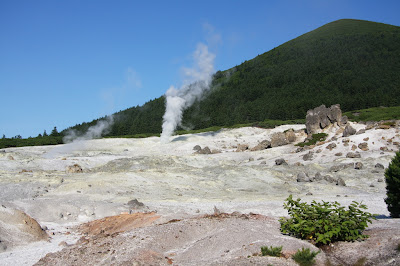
[384,151,400,217]
[261,245,282,257]
[279,195,376,245]
[296,133,328,147]
[292,247,320,266]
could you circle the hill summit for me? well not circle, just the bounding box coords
[67,19,400,137]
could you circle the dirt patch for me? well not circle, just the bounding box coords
[79,212,160,236]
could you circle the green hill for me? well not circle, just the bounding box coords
[70,19,400,136]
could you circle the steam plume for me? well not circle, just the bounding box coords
[160,43,215,143]
[43,115,114,158]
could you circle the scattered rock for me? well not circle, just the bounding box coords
[259,161,266,165]
[351,144,357,151]
[336,177,346,186]
[285,129,296,143]
[358,142,369,151]
[379,124,391,130]
[370,183,375,187]
[296,147,305,153]
[343,124,356,137]
[297,172,311,182]
[275,158,287,166]
[377,178,384,182]
[341,115,348,125]
[303,151,314,161]
[335,152,342,156]
[197,146,212,154]
[363,137,370,141]
[7,155,14,160]
[235,144,249,152]
[346,152,361,158]
[66,164,83,173]
[380,146,389,152]
[326,143,337,151]
[356,129,366,135]
[127,199,145,209]
[248,157,254,162]
[324,175,337,183]
[250,140,271,151]
[193,145,201,151]
[314,172,323,181]
[375,163,385,169]
[270,132,288,148]
[330,163,353,172]
[354,162,363,170]
[306,192,313,196]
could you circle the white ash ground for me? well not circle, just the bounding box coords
[0,122,399,265]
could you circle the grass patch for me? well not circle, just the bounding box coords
[295,133,328,147]
[344,106,400,122]
[261,245,282,257]
[292,247,320,266]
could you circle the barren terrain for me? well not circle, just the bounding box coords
[1,122,399,265]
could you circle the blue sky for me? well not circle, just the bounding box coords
[1,0,400,138]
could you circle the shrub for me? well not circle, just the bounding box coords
[296,133,328,147]
[279,195,376,245]
[292,247,320,266]
[261,245,282,257]
[384,151,400,217]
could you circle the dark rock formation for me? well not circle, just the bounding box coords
[305,104,343,134]
[275,158,288,166]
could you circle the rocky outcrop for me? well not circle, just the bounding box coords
[305,104,343,134]
[250,140,271,151]
[270,132,289,148]
[343,125,356,137]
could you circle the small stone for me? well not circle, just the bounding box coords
[248,157,254,162]
[275,158,288,166]
[375,163,385,169]
[358,142,369,151]
[314,172,323,181]
[336,177,346,186]
[303,151,314,161]
[354,162,363,170]
[259,161,266,165]
[326,143,337,151]
[306,192,313,196]
[369,184,375,187]
[335,152,343,156]
[297,172,310,182]
[346,152,361,158]
[377,178,384,182]
[193,145,201,151]
[363,137,369,141]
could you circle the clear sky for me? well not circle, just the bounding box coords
[1,0,400,138]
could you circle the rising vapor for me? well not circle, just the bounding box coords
[160,43,215,143]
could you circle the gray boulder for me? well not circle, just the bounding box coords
[354,162,363,170]
[270,132,288,148]
[193,145,201,151]
[250,140,271,151]
[346,152,361,158]
[297,172,311,182]
[343,125,356,137]
[303,151,314,161]
[275,158,288,166]
[336,177,346,186]
[375,163,385,169]
[197,146,212,154]
[305,104,343,134]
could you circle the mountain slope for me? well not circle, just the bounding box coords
[68,19,400,136]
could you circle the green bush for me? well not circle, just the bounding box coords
[384,151,400,218]
[261,245,282,257]
[279,195,376,245]
[295,133,328,147]
[292,247,320,266]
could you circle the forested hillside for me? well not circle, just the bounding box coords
[68,19,400,136]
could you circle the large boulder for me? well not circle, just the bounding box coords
[305,104,343,134]
[270,132,288,147]
[343,125,356,137]
[250,140,271,151]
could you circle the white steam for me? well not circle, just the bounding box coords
[160,43,215,143]
[63,115,114,143]
[43,115,114,158]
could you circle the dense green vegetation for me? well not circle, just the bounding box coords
[385,151,400,218]
[279,195,376,245]
[0,136,63,149]
[344,106,400,122]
